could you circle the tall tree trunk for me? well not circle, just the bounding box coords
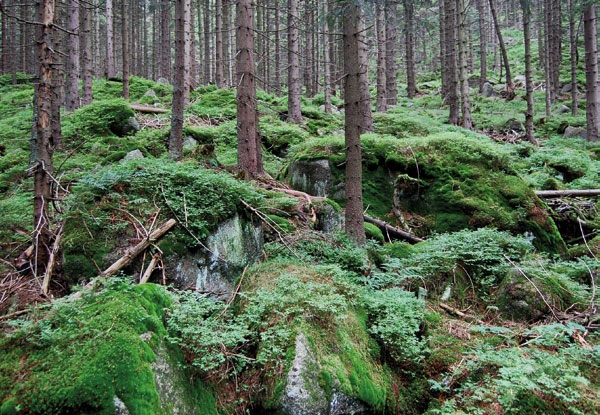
[236,0,263,177]
[488,0,514,99]
[522,0,535,143]
[80,3,93,105]
[304,0,315,98]
[160,0,171,81]
[375,2,387,112]
[189,1,197,88]
[444,0,459,125]
[1,1,8,74]
[385,1,398,107]
[32,0,56,278]
[584,4,600,142]
[122,0,129,99]
[215,0,224,88]
[183,0,191,104]
[274,0,281,94]
[203,0,211,84]
[287,0,303,123]
[106,0,115,78]
[476,0,487,92]
[568,0,578,116]
[223,0,233,86]
[64,0,79,112]
[404,0,417,98]
[342,0,366,246]
[170,0,185,161]
[457,0,471,129]
[358,12,372,131]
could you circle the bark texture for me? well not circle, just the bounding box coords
[584,4,600,142]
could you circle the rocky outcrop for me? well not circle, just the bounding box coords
[167,214,263,297]
[288,159,332,197]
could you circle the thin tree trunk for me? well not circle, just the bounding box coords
[287,0,303,123]
[489,0,514,99]
[203,0,211,84]
[32,0,56,278]
[584,4,600,142]
[106,0,115,78]
[304,0,315,98]
[80,3,93,105]
[1,1,8,74]
[64,0,79,112]
[170,0,185,161]
[274,0,281,94]
[522,0,535,143]
[445,0,459,125]
[322,0,332,113]
[358,12,372,132]
[385,1,398,107]
[404,0,417,98]
[457,0,471,129]
[160,0,171,81]
[376,2,386,112]
[183,0,191,104]
[342,0,366,246]
[477,0,487,92]
[237,0,263,177]
[569,0,578,116]
[215,0,224,87]
[122,0,129,99]
[189,1,197,88]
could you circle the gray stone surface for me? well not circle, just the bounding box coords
[288,159,332,197]
[563,126,587,140]
[121,149,144,162]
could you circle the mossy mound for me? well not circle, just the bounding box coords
[0,280,213,415]
[389,133,566,254]
[289,132,566,254]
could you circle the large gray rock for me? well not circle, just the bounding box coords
[563,126,587,140]
[113,397,129,415]
[555,105,571,115]
[167,214,263,297]
[152,346,199,415]
[561,83,576,94]
[281,334,329,415]
[504,119,524,132]
[288,159,332,197]
[482,82,496,98]
[121,149,144,162]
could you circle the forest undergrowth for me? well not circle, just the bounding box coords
[0,63,599,415]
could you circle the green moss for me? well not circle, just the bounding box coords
[0,282,171,414]
[62,99,136,141]
[364,222,384,243]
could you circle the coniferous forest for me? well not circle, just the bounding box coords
[0,0,599,414]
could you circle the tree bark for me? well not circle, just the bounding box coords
[457,0,472,129]
[215,0,224,88]
[476,0,487,92]
[274,0,281,94]
[444,0,459,125]
[522,0,536,144]
[322,0,332,113]
[584,4,600,142]
[203,0,211,84]
[160,0,171,81]
[568,0,578,116]
[376,2,386,112]
[385,1,398,107]
[64,0,79,112]
[122,0,130,99]
[287,0,303,123]
[236,0,263,178]
[489,0,514,100]
[32,0,56,278]
[404,0,417,98]
[304,0,315,98]
[80,2,93,105]
[169,0,185,161]
[343,0,366,246]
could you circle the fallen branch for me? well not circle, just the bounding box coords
[139,253,161,284]
[439,303,485,324]
[101,219,177,278]
[130,104,169,114]
[42,224,64,296]
[535,189,600,198]
[363,215,424,244]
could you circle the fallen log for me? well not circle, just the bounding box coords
[101,219,177,278]
[535,189,600,198]
[130,104,169,114]
[363,215,424,244]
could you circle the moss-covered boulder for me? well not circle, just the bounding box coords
[288,132,566,254]
[0,281,214,415]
